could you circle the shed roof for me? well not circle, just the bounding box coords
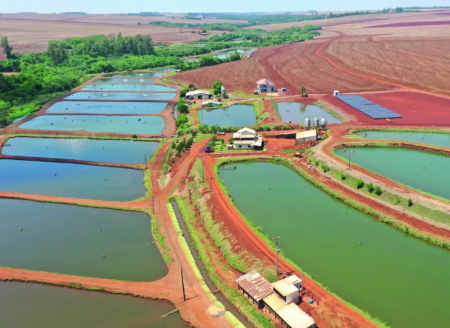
[296,130,316,139]
[272,279,299,297]
[236,270,273,302]
[256,79,274,86]
[284,275,301,286]
[264,294,315,328]
[186,90,212,96]
[233,127,256,139]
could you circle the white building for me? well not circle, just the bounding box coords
[272,275,301,304]
[256,79,276,94]
[232,127,263,150]
[264,294,316,328]
[295,130,317,145]
[185,90,213,100]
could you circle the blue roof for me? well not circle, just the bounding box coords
[335,95,402,119]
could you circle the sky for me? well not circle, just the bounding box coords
[1,0,449,14]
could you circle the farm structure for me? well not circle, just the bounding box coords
[185,90,213,100]
[232,127,263,150]
[296,130,317,145]
[257,79,276,94]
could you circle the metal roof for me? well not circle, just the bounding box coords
[186,90,211,96]
[256,79,275,86]
[233,127,256,139]
[264,294,315,328]
[236,270,273,302]
[272,279,299,297]
[296,130,316,139]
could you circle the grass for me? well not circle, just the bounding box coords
[232,90,267,99]
[151,213,174,265]
[271,101,282,121]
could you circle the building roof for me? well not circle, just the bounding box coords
[233,127,256,139]
[186,90,212,96]
[236,270,273,302]
[264,294,315,328]
[234,139,255,145]
[272,279,299,297]
[283,275,301,286]
[296,130,317,140]
[251,135,263,147]
[256,79,275,86]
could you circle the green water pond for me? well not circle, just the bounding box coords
[355,131,450,148]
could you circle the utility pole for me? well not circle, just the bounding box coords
[181,268,186,301]
[349,150,356,170]
[144,154,147,169]
[273,236,280,276]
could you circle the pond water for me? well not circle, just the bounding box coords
[221,162,450,328]
[336,147,450,200]
[198,105,255,127]
[214,54,230,59]
[107,68,174,78]
[2,137,159,164]
[0,159,146,201]
[227,49,245,53]
[82,84,176,92]
[93,78,156,83]
[355,131,450,148]
[277,102,341,124]
[65,92,176,101]
[0,199,167,280]
[0,282,187,327]
[19,115,164,135]
[46,101,167,114]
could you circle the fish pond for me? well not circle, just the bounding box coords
[354,131,450,148]
[46,101,167,114]
[221,161,450,328]
[2,137,160,164]
[198,105,256,127]
[93,78,156,83]
[0,282,187,327]
[107,68,174,78]
[0,199,167,280]
[0,159,146,201]
[65,92,176,101]
[336,147,450,200]
[19,115,164,135]
[82,84,176,92]
[277,102,341,124]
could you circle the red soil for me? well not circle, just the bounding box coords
[367,21,450,28]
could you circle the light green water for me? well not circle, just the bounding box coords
[0,199,167,280]
[82,84,176,92]
[277,102,341,124]
[336,147,450,200]
[45,101,167,114]
[355,131,450,148]
[64,92,175,101]
[221,162,450,328]
[0,282,187,327]
[198,105,256,127]
[93,78,156,83]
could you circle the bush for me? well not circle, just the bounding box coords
[321,164,330,173]
[176,113,188,127]
[315,160,319,166]
[356,179,365,189]
[367,183,374,193]
[374,186,382,196]
[340,172,347,180]
[408,198,413,207]
[132,134,137,138]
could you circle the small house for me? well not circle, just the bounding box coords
[295,130,317,145]
[257,79,276,94]
[272,275,301,304]
[185,90,213,100]
[236,270,273,309]
[333,90,340,96]
[232,127,263,150]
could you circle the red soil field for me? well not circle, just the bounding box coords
[172,41,388,94]
[323,91,450,125]
[367,20,450,28]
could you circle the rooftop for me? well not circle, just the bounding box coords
[272,279,299,297]
[264,294,315,328]
[296,130,317,139]
[233,127,256,139]
[236,270,273,302]
[186,90,212,96]
[256,79,275,86]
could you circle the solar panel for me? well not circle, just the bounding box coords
[335,95,402,119]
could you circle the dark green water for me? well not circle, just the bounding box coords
[93,78,156,83]
[65,92,176,101]
[82,84,176,92]
[277,102,341,124]
[221,162,450,328]
[336,147,450,200]
[46,101,167,114]
[355,131,450,148]
[198,105,256,127]
[0,282,186,327]
[0,159,145,201]
[2,137,159,164]
[19,116,164,134]
[0,199,167,280]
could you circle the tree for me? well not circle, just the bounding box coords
[180,87,190,98]
[212,80,223,96]
[176,114,188,127]
[228,137,234,144]
[1,37,13,59]
[47,41,68,65]
[299,86,306,97]
[177,99,189,114]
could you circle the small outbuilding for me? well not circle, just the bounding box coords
[185,90,213,100]
[264,294,316,328]
[272,275,301,304]
[236,270,273,309]
[295,130,317,145]
[232,127,263,150]
[256,79,276,94]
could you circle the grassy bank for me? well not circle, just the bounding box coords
[314,100,346,123]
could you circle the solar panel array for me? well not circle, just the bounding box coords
[335,95,402,119]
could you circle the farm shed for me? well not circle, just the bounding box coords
[232,127,263,150]
[295,130,317,144]
[236,270,273,309]
[257,79,276,94]
[264,294,316,328]
[185,90,213,100]
[272,276,301,304]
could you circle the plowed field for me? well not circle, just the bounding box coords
[172,41,388,94]
[325,38,450,95]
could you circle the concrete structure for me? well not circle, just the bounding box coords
[232,127,263,150]
[334,90,340,96]
[236,270,273,309]
[272,276,301,304]
[295,130,317,145]
[185,90,213,100]
[256,79,276,93]
[264,294,316,328]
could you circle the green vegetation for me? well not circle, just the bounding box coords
[299,86,306,97]
[212,80,223,96]
[356,179,365,189]
[313,101,346,123]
